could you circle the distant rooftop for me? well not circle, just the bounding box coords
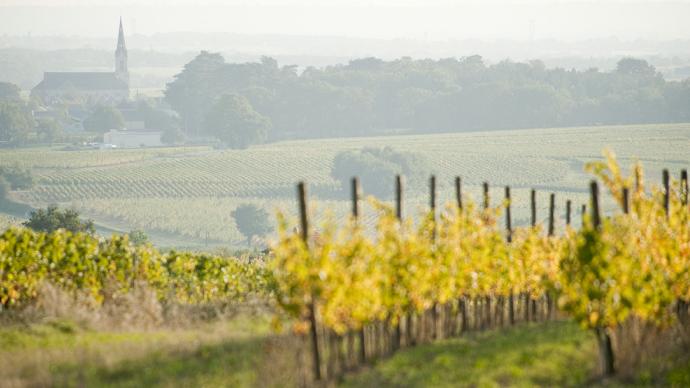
[34,72,128,91]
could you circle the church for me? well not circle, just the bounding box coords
[32,19,130,105]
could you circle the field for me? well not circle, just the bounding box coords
[5,318,685,387]
[0,312,298,387]
[0,318,591,387]
[342,322,690,387]
[3,123,689,247]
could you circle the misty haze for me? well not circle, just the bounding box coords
[0,1,689,387]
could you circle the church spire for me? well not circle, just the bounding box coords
[117,17,126,51]
[115,17,129,84]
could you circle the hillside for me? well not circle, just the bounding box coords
[4,123,689,247]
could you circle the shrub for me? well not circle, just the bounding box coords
[0,165,34,190]
[330,147,429,198]
[23,205,95,234]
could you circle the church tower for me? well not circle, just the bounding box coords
[115,17,129,84]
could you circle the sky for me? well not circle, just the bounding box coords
[1,0,690,41]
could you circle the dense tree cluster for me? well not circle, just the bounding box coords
[0,92,180,147]
[165,53,690,144]
[203,94,270,149]
[0,102,35,145]
[0,82,21,102]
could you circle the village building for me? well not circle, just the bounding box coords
[31,19,129,106]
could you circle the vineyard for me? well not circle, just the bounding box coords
[0,150,688,385]
[0,146,211,169]
[3,123,688,247]
[0,228,272,309]
[270,152,689,382]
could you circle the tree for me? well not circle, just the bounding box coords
[36,118,63,145]
[136,100,180,131]
[0,82,21,102]
[231,204,272,245]
[0,165,33,190]
[127,229,149,246]
[0,176,9,204]
[83,105,125,133]
[616,58,656,77]
[161,127,184,145]
[23,205,95,234]
[0,102,34,145]
[203,94,270,149]
[330,147,429,199]
[164,51,226,136]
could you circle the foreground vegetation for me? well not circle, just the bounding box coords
[271,152,688,381]
[0,228,272,308]
[0,149,688,386]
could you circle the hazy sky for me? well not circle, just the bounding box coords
[1,0,690,41]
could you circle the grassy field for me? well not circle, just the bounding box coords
[0,313,302,388]
[341,321,690,388]
[3,123,689,247]
[5,319,685,387]
[342,321,597,387]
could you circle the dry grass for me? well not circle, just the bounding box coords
[0,283,292,387]
[15,282,165,330]
[4,282,272,331]
[611,314,690,383]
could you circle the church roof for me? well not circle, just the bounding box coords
[33,72,128,91]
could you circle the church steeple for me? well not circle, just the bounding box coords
[115,17,129,84]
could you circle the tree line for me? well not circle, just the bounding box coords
[0,86,180,146]
[165,53,690,148]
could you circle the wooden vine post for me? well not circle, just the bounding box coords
[590,181,601,227]
[297,181,322,381]
[682,169,689,206]
[548,193,555,237]
[455,177,468,333]
[394,175,403,351]
[505,186,515,325]
[622,187,629,214]
[351,177,367,366]
[547,193,555,320]
[430,175,437,241]
[565,200,572,226]
[590,180,615,376]
[351,177,359,218]
[526,189,536,322]
[430,175,438,340]
[530,189,537,227]
[680,170,689,321]
[482,182,492,328]
[455,176,463,210]
[483,182,490,210]
[663,169,670,217]
[505,186,513,243]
